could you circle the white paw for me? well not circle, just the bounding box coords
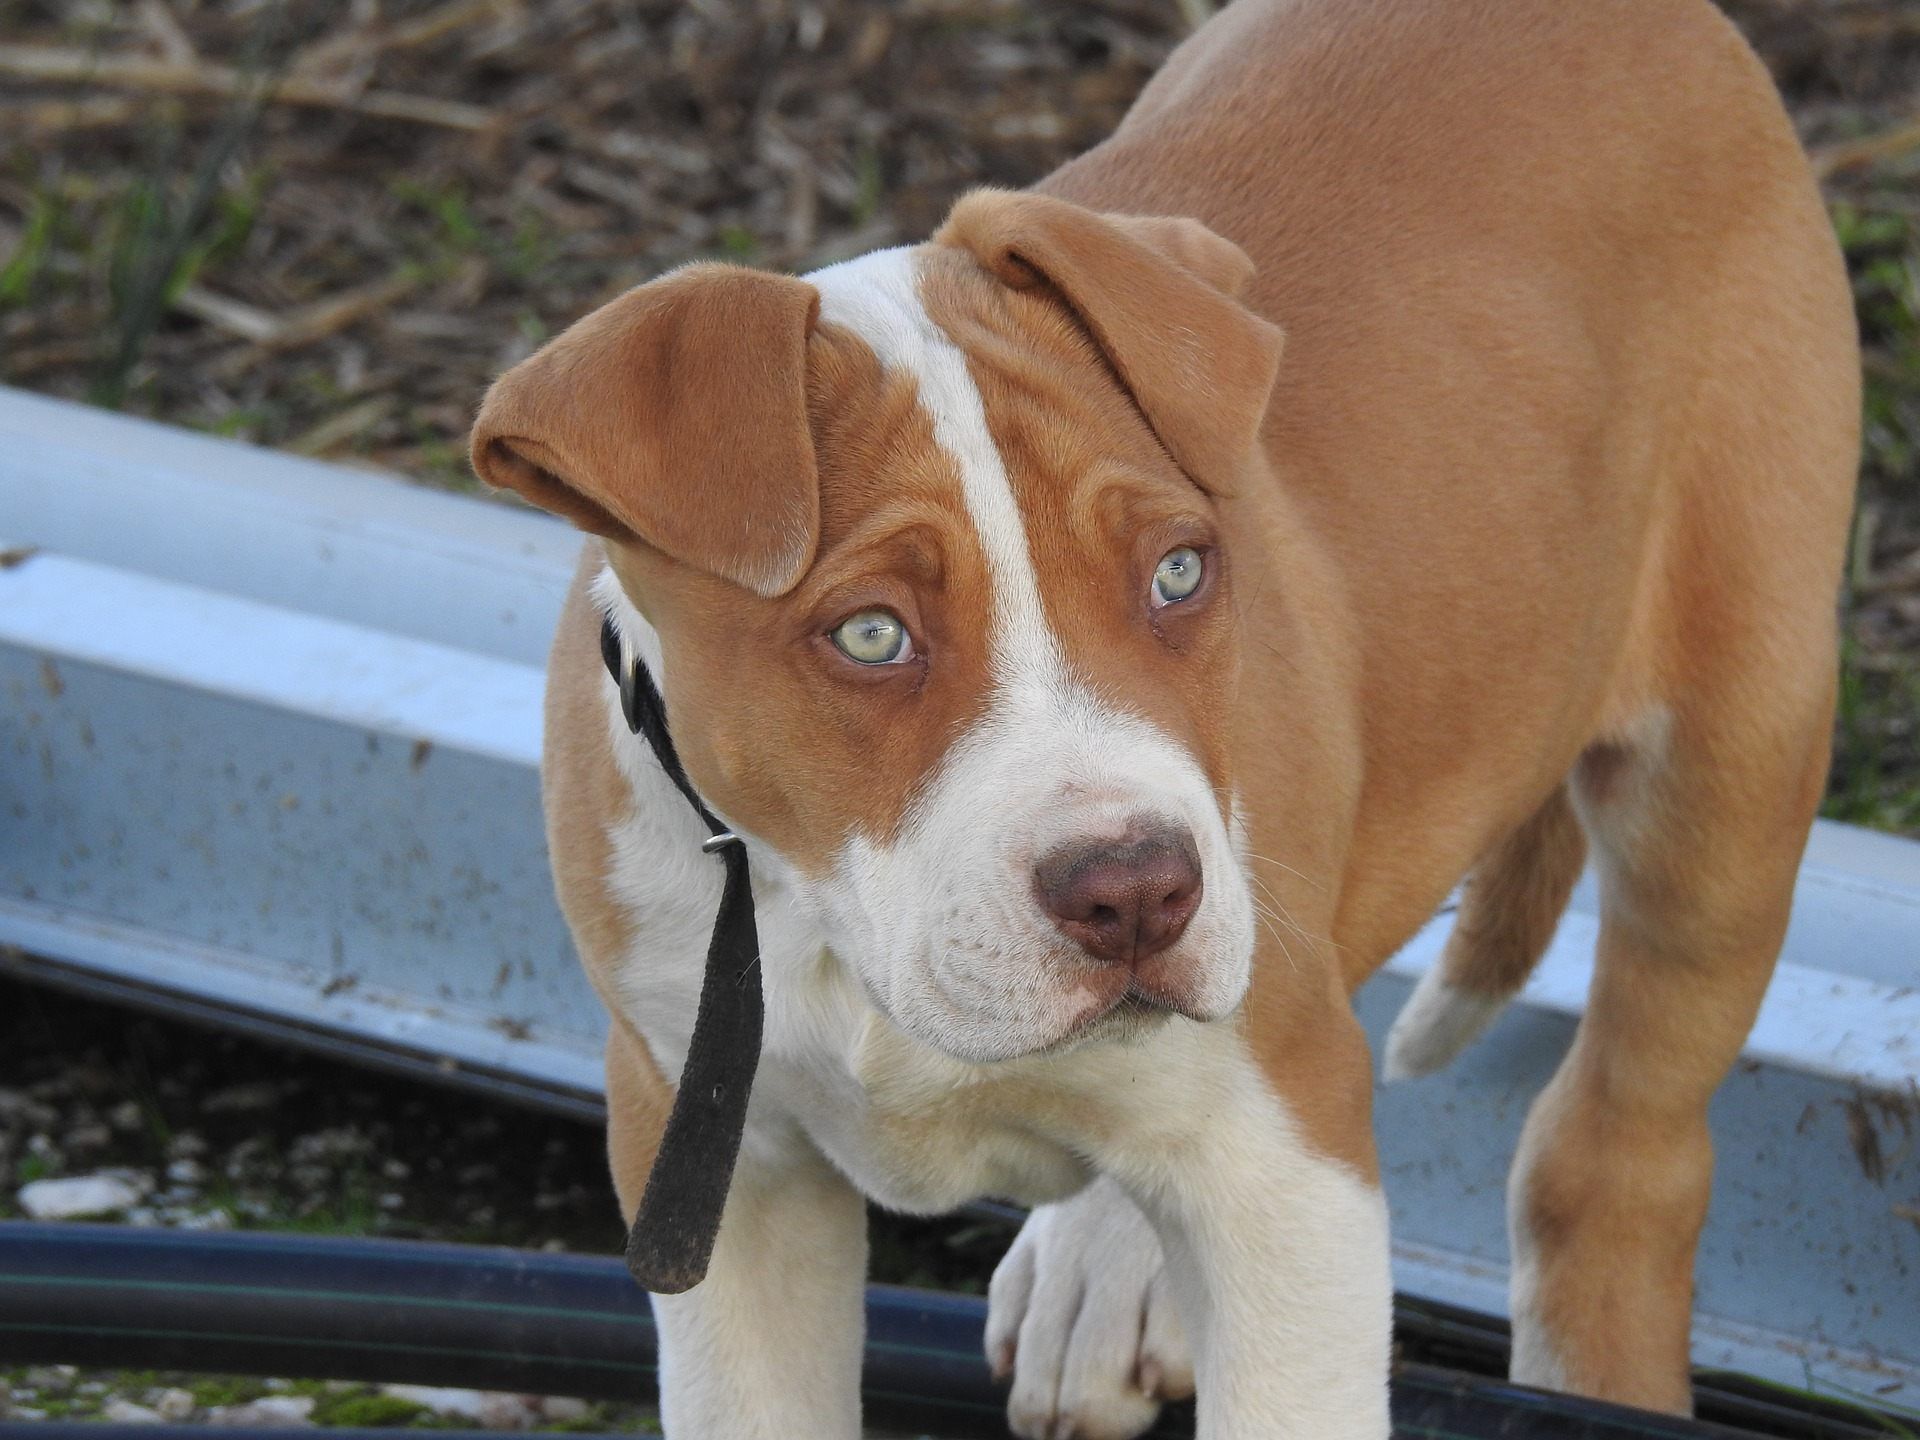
[985,1180,1194,1440]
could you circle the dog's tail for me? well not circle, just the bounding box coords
[1381,787,1585,1081]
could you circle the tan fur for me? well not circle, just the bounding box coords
[934,194,1285,495]
[1438,787,1589,1002]
[595,318,995,873]
[473,265,823,597]
[482,0,1856,1420]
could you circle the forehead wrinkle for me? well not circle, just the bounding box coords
[915,252,1242,811]
[939,299,1196,582]
[921,273,1191,528]
[809,245,1061,691]
[797,510,955,605]
[808,325,955,533]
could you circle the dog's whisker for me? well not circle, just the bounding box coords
[1246,874,1336,957]
[1241,849,1329,893]
[1244,871,1345,960]
[1251,906,1301,973]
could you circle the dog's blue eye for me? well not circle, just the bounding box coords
[1152,547,1205,606]
[831,609,912,665]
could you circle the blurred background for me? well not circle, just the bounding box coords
[1,1,1917,1433]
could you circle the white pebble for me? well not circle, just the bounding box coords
[380,1386,542,1429]
[17,1175,143,1220]
[101,1400,163,1424]
[475,1393,542,1430]
[208,1395,315,1426]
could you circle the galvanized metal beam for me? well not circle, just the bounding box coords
[2,385,1915,1408]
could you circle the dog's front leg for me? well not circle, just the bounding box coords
[1112,1018,1392,1440]
[987,1175,1196,1439]
[648,1146,865,1438]
[609,1029,865,1439]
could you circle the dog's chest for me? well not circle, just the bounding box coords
[780,1013,1100,1215]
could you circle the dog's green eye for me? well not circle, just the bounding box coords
[1152,547,1205,606]
[831,609,911,665]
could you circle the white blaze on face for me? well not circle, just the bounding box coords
[805,247,1256,1063]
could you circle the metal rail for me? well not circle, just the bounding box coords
[2,385,1916,1406]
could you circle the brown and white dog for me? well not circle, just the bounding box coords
[468,0,1859,1434]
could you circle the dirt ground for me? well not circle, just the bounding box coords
[0,0,1918,827]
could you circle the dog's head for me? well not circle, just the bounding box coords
[473,190,1283,1063]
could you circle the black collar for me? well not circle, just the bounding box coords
[599,613,764,1294]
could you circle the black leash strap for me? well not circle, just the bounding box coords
[599,614,764,1295]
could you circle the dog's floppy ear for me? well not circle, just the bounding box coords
[472,263,821,598]
[936,189,1283,495]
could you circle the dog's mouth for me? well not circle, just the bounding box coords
[1039,974,1185,1055]
[1113,985,1172,1018]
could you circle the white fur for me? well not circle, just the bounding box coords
[987,1177,1194,1440]
[650,1134,867,1439]
[982,1017,1395,1440]
[590,576,872,1439]
[1381,969,1510,1081]
[1506,1122,1574,1396]
[590,569,713,1076]
[588,245,1387,1440]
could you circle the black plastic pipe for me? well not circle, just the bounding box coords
[0,1222,1006,1438]
[0,1223,1891,1439]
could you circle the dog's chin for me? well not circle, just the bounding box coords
[864,936,1252,1066]
[947,971,1214,1065]
[1046,983,1181,1052]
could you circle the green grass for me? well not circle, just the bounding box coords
[1826,197,1920,835]
[1836,201,1920,495]
[0,189,58,306]
[185,1375,272,1409]
[0,1366,662,1431]
[1827,641,1920,831]
[308,1390,434,1427]
[89,121,267,409]
[715,224,759,263]
[391,179,554,283]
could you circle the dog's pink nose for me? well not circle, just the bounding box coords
[1034,827,1203,965]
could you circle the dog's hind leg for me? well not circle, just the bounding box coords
[1502,164,1855,1407]
[1504,689,1836,1412]
[607,1021,867,1439]
[1382,787,1586,1079]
